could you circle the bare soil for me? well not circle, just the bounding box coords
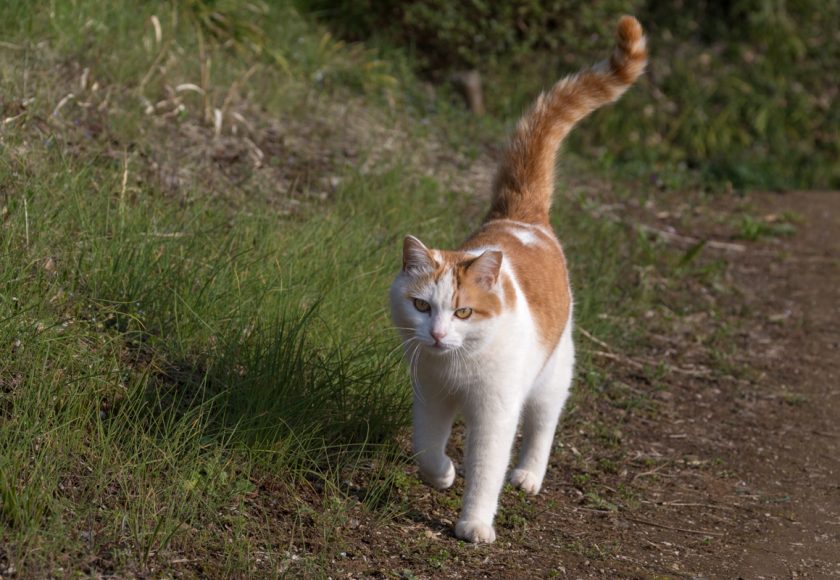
[322,190,840,579]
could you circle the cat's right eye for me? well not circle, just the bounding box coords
[413,298,431,313]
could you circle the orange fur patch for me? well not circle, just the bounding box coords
[461,221,570,348]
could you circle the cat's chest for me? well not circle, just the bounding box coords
[415,339,544,392]
[416,354,487,391]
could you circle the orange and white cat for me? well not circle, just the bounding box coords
[390,16,647,543]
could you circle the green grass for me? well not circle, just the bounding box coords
[736,214,797,240]
[0,0,729,575]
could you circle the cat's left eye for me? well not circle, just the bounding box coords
[454,307,472,319]
[413,298,431,313]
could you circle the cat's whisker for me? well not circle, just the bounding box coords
[387,336,419,358]
[408,342,427,406]
[455,349,467,393]
[388,327,418,336]
[452,353,463,386]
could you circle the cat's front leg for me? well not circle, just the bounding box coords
[413,390,458,490]
[455,402,520,543]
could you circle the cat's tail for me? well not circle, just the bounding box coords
[487,16,647,224]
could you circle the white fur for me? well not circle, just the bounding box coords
[390,261,575,544]
[486,218,561,249]
[509,228,539,246]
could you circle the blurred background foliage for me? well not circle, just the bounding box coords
[299,0,839,190]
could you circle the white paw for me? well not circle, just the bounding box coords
[455,519,496,544]
[509,468,542,495]
[419,458,455,490]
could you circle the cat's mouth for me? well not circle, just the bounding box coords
[427,340,458,353]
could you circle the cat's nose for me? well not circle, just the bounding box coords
[431,329,447,343]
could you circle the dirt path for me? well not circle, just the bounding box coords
[558,190,840,578]
[526,190,840,578]
[712,191,840,576]
[330,191,839,579]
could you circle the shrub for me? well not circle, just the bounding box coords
[302,0,840,189]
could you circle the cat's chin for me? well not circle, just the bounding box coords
[425,342,460,354]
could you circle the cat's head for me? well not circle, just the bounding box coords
[389,235,505,353]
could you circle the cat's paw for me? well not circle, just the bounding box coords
[509,468,542,495]
[419,458,456,490]
[455,519,496,544]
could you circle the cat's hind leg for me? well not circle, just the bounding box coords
[413,390,458,490]
[510,323,575,495]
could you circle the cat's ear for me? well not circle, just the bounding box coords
[402,235,435,274]
[464,251,502,290]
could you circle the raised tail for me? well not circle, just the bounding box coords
[487,15,647,224]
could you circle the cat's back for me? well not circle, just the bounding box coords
[460,219,571,350]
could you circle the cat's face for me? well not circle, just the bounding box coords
[390,236,504,354]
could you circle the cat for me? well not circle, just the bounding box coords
[389,16,647,544]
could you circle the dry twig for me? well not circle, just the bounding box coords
[623,515,724,537]
[643,500,735,511]
[579,326,711,377]
[638,224,746,253]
